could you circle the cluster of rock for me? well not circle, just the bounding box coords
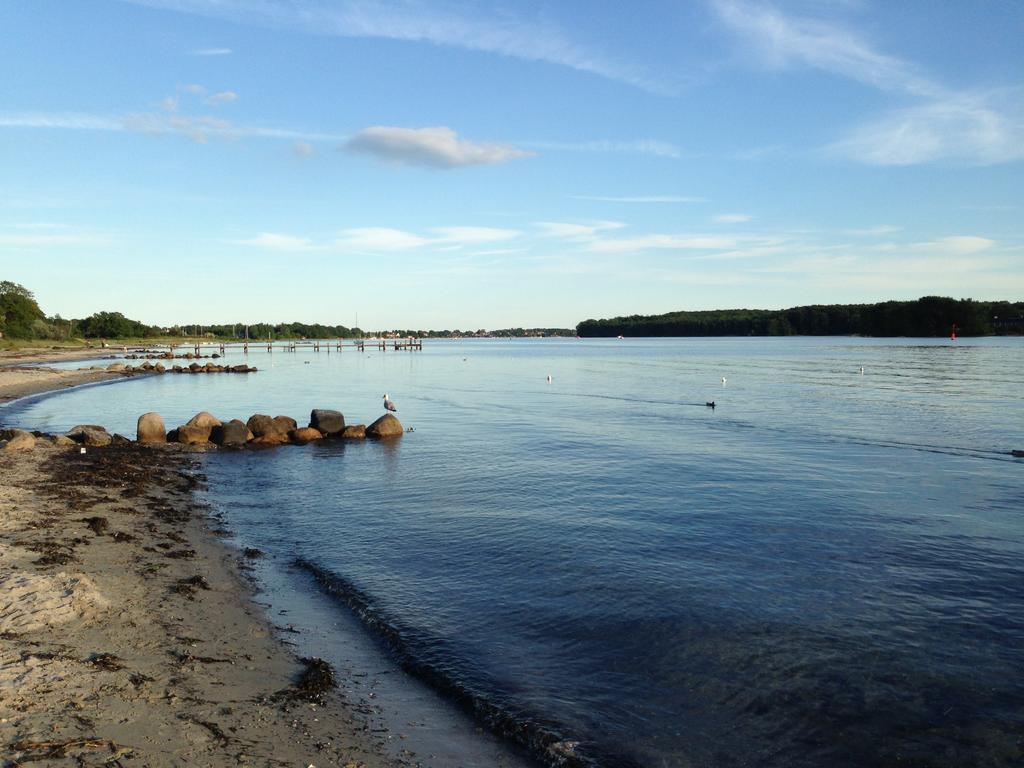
[138,408,404,447]
[125,352,219,360]
[105,362,256,375]
[1,409,403,453]
[0,425,126,451]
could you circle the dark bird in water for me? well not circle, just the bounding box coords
[383,393,398,413]
[706,401,716,409]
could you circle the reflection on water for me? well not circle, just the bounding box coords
[5,337,1024,767]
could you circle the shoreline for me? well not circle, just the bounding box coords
[1,361,401,766]
[0,347,124,405]
[0,442,399,767]
[1,358,543,768]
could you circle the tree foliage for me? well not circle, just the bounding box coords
[0,281,46,338]
[577,297,1024,338]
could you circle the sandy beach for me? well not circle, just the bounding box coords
[0,355,400,767]
[0,443,398,768]
[0,347,122,404]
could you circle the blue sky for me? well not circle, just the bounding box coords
[1,0,1022,329]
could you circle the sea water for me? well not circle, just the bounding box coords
[5,337,1024,767]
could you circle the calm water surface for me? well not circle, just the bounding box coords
[6,337,1024,767]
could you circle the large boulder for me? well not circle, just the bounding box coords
[186,411,221,429]
[136,412,166,444]
[366,414,403,439]
[176,424,213,445]
[67,425,112,446]
[48,434,78,447]
[274,415,298,432]
[211,419,249,447]
[2,430,36,451]
[341,424,366,439]
[310,409,345,436]
[290,427,323,444]
[247,414,289,440]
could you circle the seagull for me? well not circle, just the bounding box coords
[383,393,398,413]
[546,374,552,383]
[721,377,728,385]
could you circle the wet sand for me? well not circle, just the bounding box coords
[0,442,398,767]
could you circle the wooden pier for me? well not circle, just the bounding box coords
[165,338,424,356]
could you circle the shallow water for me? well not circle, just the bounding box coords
[6,337,1024,767]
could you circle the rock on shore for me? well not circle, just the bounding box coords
[366,413,403,438]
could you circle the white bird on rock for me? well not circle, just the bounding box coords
[383,393,398,413]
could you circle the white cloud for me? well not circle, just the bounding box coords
[431,227,521,244]
[0,233,108,248]
[525,139,682,159]
[588,234,741,253]
[535,221,626,241]
[911,235,995,255]
[124,0,664,92]
[334,228,430,251]
[844,225,900,236]
[0,108,346,145]
[205,90,239,106]
[344,126,533,169]
[189,47,232,56]
[713,0,1024,166]
[294,141,315,158]
[0,112,122,131]
[711,0,937,97]
[237,233,319,252]
[571,195,706,203]
[830,93,1024,166]
[714,213,752,223]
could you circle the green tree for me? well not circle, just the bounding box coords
[0,280,45,338]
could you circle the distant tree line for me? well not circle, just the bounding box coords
[577,297,1024,338]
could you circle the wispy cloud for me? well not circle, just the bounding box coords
[909,235,995,255]
[571,195,706,203]
[712,0,1024,166]
[344,126,533,169]
[0,112,122,131]
[524,139,683,159]
[711,0,937,97]
[236,233,319,252]
[0,232,109,248]
[205,90,239,106]
[714,213,752,223]
[587,233,742,253]
[534,221,626,242]
[122,0,665,93]
[844,225,900,236]
[188,47,232,56]
[0,109,346,144]
[294,141,315,158]
[828,91,1024,166]
[239,225,522,254]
